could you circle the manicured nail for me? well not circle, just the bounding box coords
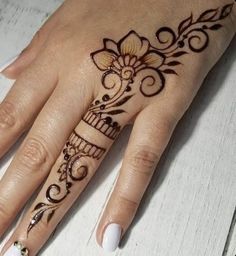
[102,223,122,252]
[0,54,20,73]
[3,241,29,256]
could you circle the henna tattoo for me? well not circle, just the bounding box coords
[83,2,234,140]
[27,131,106,235]
[27,3,233,236]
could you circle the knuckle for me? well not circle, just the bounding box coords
[30,30,43,47]
[118,193,138,209]
[150,105,181,134]
[33,29,43,42]
[46,24,73,51]
[128,148,159,175]
[153,115,176,135]
[25,29,46,54]
[0,101,17,129]
[17,137,49,170]
[162,110,180,130]
[156,103,184,131]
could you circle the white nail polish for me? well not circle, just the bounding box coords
[0,54,20,73]
[102,223,122,252]
[3,244,22,256]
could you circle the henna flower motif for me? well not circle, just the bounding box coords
[91,30,165,82]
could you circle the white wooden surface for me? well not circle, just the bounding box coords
[0,1,235,256]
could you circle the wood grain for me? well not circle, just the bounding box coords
[0,1,235,255]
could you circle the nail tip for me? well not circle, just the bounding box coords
[102,242,119,252]
[102,245,118,253]
[102,223,122,253]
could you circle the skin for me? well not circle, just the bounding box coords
[0,0,235,255]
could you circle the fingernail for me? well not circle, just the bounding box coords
[102,223,122,252]
[3,241,29,256]
[0,54,20,73]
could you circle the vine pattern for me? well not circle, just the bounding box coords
[83,3,234,140]
[27,131,106,235]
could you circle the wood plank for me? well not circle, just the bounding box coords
[0,0,62,65]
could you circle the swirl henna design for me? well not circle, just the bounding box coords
[82,2,234,140]
[27,131,106,235]
[26,2,234,236]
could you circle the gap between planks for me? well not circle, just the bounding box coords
[222,206,236,256]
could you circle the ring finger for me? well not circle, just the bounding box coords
[97,103,180,252]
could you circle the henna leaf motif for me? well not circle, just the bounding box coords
[163,69,178,75]
[59,171,67,181]
[171,51,188,57]
[209,24,222,30]
[27,209,45,234]
[197,8,218,22]
[178,14,193,34]
[106,109,126,115]
[112,95,134,107]
[166,61,182,66]
[33,202,47,211]
[220,3,234,19]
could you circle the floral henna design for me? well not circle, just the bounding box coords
[27,3,234,236]
[27,131,106,235]
[83,2,234,140]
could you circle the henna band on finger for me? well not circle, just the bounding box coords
[26,2,234,236]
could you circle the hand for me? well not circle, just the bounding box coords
[0,0,235,255]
